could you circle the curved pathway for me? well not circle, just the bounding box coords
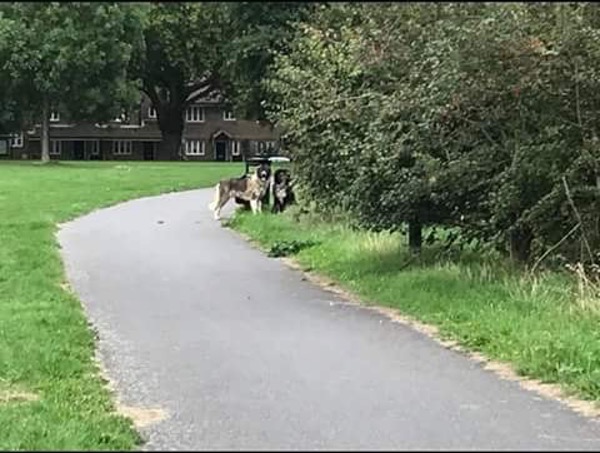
[58,188,600,450]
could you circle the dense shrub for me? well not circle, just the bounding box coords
[266,2,600,266]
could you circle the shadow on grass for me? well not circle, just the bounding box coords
[335,235,517,283]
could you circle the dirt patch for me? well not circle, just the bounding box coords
[59,281,73,293]
[93,356,168,430]
[275,257,600,420]
[0,381,40,405]
[116,405,168,429]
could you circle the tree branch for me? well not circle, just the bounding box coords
[530,222,580,274]
[562,176,594,263]
[183,74,222,105]
[141,82,160,107]
[574,60,583,131]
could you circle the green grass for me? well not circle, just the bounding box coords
[229,209,600,405]
[0,160,240,450]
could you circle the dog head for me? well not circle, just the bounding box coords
[274,168,291,186]
[255,162,271,182]
[273,169,293,201]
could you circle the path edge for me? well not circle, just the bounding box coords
[229,227,600,421]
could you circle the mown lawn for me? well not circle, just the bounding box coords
[0,160,239,450]
[229,209,600,406]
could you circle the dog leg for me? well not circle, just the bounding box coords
[250,198,258,214]
[208,184,222,220]
[208,183,220,212]
[215,194,232,220]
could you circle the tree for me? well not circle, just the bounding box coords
[130,2,228,159]
[266,2,600,266]
[220,2,318,121]
[266,3,455,251]
[0,2,143,162]
[0,13,21,135]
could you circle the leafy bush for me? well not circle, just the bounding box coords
[266,2,600,267]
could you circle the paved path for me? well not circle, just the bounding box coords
[58,189,600,450]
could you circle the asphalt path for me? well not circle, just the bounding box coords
[58,188,600,450]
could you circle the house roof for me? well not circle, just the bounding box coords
[26,119,279,142]
[184,120,278,141]
[27,123,163,141]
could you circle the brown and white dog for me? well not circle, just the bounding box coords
[208,163,271,220]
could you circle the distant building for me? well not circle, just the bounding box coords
[1,94,280,161]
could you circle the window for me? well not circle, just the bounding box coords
[249,140,258,154]
[112,140,132,155]
[50,140,62,155]
[223,110,235,121]
[148,107,157,119]
[186,105,204,122]
[183,139,205,156]
[0,140,7,155]
[11,132,23,148]
[85,140,100,156]
[50,111,60,122]
[231,141,240,156]
[258,141,266,153]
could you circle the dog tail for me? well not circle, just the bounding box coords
[208,183,220,211]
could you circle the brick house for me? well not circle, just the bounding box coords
[1,94,280,161]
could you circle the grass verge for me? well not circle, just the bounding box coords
[228,208,600,409]
[0,161,239,450]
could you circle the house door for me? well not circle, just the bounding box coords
[73,141,85,160]
[143,142,155,161]
[215,141,227,161]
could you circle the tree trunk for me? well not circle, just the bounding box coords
[41,97,50,163]
[160,131,184,160]
[408,217,423,254]
[509,225,533,263]
[157,103,185,160]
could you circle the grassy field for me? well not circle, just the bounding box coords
[229,209,600,406]
[0,161,239,450]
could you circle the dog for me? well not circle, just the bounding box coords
[272,168,295,214]
[208,163,271,220]
[235,174,271,211]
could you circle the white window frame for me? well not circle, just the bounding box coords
[148,107,157,119]
[183,139,205,156]
[85,140,100,156]
[49,140,62,155]
[11,132,23,148]
[50,111,60,122]
[266,140,277,152]
[231,140,240,156]
[186,105,205,123]
[112,140,132,155]
[223,110,236,121]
